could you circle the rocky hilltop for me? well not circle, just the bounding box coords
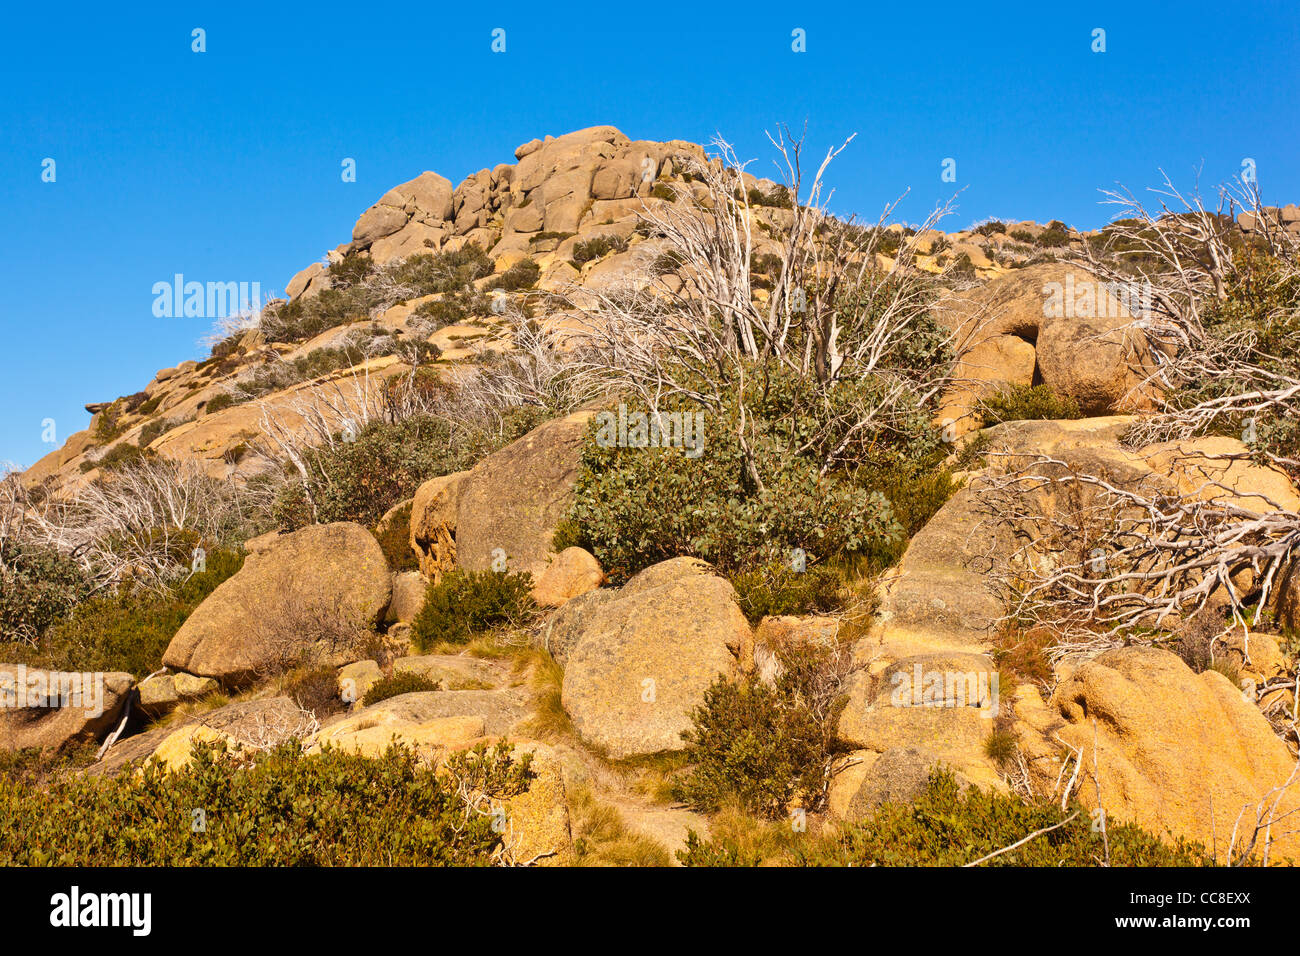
[4,126,1299,867]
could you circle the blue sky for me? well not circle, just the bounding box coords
[1,0,1297,468]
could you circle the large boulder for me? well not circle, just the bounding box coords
[560,558,751,759]
[0,666,133,751]
[455,412,594,581]
[1043,647,1300,860]
[937,333,1037,438]
[352,171,454,247]
[162,522,392,685]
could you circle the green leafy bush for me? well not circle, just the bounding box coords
[679,770,1215,866]
[272,415,486,531]
[0,541,92,640]
[15,550,244,677]
[0,739,532,866]
[362,670,441,705]
[1036,220,1071,248]
[203,392,237,415]
[491,257,540,292]
[678,639,850,819]
[978,383,1082,425]
[410,569,536,649]
[373,501,417,572]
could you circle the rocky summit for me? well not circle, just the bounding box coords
[4,124,1300,871]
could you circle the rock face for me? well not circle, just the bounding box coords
[136,672,219,718]
[455,411,594,582]
[560,558,750,759]
[1040,647,1300,859]
[162,522,392,685]
[0,666,134,751]
[828,746,974,821]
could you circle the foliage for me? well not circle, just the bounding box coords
[1036,220,1071,248]
[679,770,1216,866]
[0,739,531,866]
[410,569,537,650]
[372,500,417,571]
[362,670,441,706]
[0,540,92,640]
[490,257,540,292]
[571,235,628,266]
[11,550,244,677]
[677,640,851,818]
[978,383,1082,425]
[272,415,484,531]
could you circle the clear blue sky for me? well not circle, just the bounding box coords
[2,0,1297,468]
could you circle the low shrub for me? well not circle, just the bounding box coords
[0,541,92,641]
[410,569,536,650]
[677,640,852,818]
[15,549,244,677]
[372,501,417,572]
[679,770,1215,866]
[0,739,532,866]
[282,664,346,718]
[978,383,1082,425]
[571,235,628,266]
[362,670,441,706]
[272,415,486,531]
[491,257,540,292]
[1036,220,1071,248]
[203,392,238,415]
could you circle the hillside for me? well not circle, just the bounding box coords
[3,125,1300,867]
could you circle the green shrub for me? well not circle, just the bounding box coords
[978,383,1082,425]
[650,183,677,201]
[0,739,532,866]
[729,561,848,622]
[491,257,540,292]
[271,415,487,531]
[571,235,628,266]
[0,541,92,640]
[1009,229,1035,243]
[372,501,417,572]
[679,770,1215,866]
[362,670,441,706]
[410,569,536,649]
[974,220,1007,236]
[16,550,244,677]
[283,665,346,718]
[678,639,849,819]
[203,392,238,415]
[1036,220,1071,248]
[80,441,155,474]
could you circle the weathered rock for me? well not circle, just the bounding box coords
[162,522,392,685]
[1044,646,1300,859]
[312,715,487,757]
[938,333,1037,438]
[136,672,219,718]
[532,547,605,607]
[151,724,233,771]
[86,697,309,777]
[338,659,383,705]
[1278,562,1300,634]
[828,746,973,820]
[561,558,750,759]
[340,687,531,737]
[455,412,594,581]
[0,666,133,751]
[384,571,427,624]
[409,471,468,578]
[393,654,503,690]
[537,587,619,667]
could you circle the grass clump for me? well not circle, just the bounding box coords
[978,383,1082,425]
[362,670,441,706]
